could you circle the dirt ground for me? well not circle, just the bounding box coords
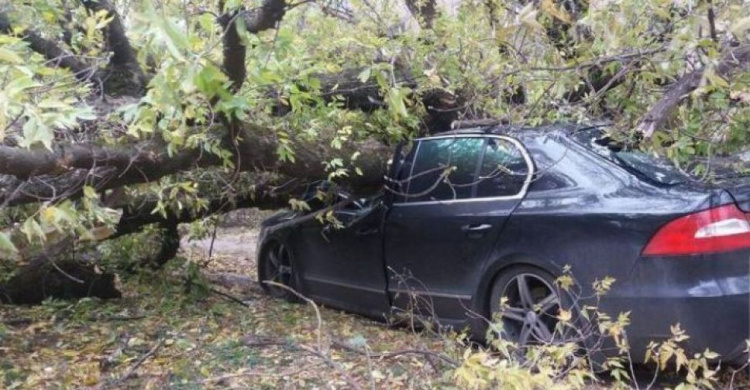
[0,210,458,389]
[0,209,747,389]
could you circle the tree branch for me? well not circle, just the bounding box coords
[0,12,100,85]
[114,189,290,238]
[0,125,390,206]
[80,0,146,93]
[405,0,437,30]
[218,0,287,91]
[637,44,750,138]
[239,0,287,33]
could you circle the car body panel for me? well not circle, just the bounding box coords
[291,201,391,318]
[384,133,535,319]
[385,198,521,319]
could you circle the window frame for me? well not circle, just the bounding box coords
[394,134,534,206]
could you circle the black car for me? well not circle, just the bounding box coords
[257,124,750,364]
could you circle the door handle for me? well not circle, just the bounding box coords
[461,224,492,233]
[355,227,379,236]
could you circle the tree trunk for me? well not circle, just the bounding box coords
[0,241,121,304]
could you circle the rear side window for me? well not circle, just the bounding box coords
[476,138,530,197]
[406,137,484,201]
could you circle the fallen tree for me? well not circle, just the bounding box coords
[0,0,747,303]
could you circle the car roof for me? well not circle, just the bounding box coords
[425,122,605,141]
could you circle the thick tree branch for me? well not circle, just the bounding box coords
[240,0,287,33]
[405,0,437,29]
[115,190,289,238]
[80,0,146,94]
[0,125,390,206]
[218,12,248,92]
[0,12,100,85]
[0,142,213,206]
[637,44,750,138]
[218,0,287,91]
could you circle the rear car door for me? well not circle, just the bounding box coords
[384,135,533,320]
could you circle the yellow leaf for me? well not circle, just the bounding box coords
[731,16,750,36]
[0,47,23,64]
[519,4,544,31]
[541,0,572,23]
[557,309,572,323]
[704,68,729,88]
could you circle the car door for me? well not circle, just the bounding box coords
[295,197,391,317]
[384,135,534,320]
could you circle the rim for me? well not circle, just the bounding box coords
[262,242,292,297]
[498,273,561,345]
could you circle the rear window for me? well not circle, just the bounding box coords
[572,128,689,186]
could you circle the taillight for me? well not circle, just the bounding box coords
[642,204,750,256]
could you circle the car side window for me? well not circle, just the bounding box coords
[475,138,530,198]
[405,137,484,202]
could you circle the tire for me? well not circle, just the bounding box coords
[257,239,296,301]
[489,265,564,346]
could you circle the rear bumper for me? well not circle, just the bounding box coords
[602,249,750,365]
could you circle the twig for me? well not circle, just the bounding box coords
[263,281,323,350]
[729,362,750,390]
[118,340,163,383]
[0,317,33,326]
[207,215,221,260]
[707,0,718,43]
[210,287,250,307]
[331,340,458,367]
[50,259,85,284]
[298,344,364,390]
[201,364,315,384]
[90,315,147,322]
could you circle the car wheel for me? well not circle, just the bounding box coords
[489,266,562,346]
[258,240,295,300]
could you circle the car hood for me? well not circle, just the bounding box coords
[260,209,298,229]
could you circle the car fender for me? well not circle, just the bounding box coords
[258,228,306,295]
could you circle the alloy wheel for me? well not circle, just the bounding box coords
[262,242,293,298]
[498,273,561,345]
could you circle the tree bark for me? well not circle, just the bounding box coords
[218,0,287,91]
[405,0,437,29]
[637,44,750,137]
[0,240,121,304]
[0,12,100,85]
[80,0,147,95]
[0,126,391,206]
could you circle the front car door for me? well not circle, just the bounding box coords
[384,134,534,323]
[295,196,391,318]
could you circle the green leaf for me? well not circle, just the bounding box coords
[22,116,54,150]
[358,68,371,83]
[163,18,189,51]
[0,233,17,255]
[387,87,410,119]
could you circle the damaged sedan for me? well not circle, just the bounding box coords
[257,124,750,364]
